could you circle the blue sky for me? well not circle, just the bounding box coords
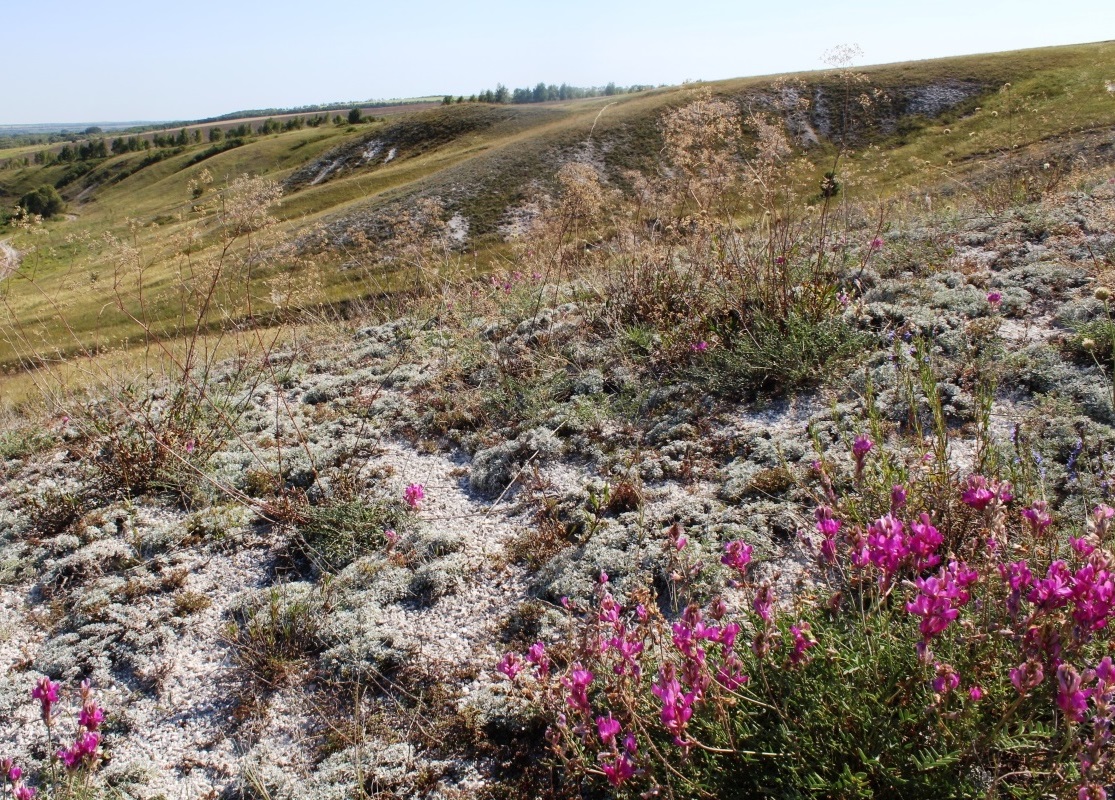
[3,0,1112,124]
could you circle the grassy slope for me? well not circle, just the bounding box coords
[0,40,1113,370]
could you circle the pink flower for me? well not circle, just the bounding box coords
[1028,560,1074,611]
[1057,664,1089,722]
[908,513,943,571]
[866,514,907,580]
[403,483,425,509]
[690,341,709,353]
[596,713,621,744]
[968,685,984,701]
[815,506,841,563]
[987,291,1002,306]
[869,236,884,250]
[497,652,523,681]
[1010,660,1045,695]
[57,731,99,771]
[852,434,873,459]
[752,584,775,623]
[905,561,975,641]
[932,662,960,694]
[789,622,816,665]
[13,788,35,800]
[722,540,753,573]
[78,703,104,731]
[890,484,907,511]
[961,475,995,509]
[562,665,594,712]
[852,435,873,481]
[526,642,550,677]
[31,677,59,723]
[652,669,695,743]
[600,752,637,787]
[1022,502,1052,534]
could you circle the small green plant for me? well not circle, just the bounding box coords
[226,584,325,687]
[292,496,409,573]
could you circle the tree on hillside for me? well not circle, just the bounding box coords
[494,84,510,104]
[209,127,223,142]
[348,107,362,124]
[18,185,65,218]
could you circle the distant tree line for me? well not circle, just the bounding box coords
[442,82,654,106]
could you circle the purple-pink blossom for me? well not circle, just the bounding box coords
[1056,664,1089,722]
[31,677,59,723]
[961,475,1011,510]
[403,483,425,509]
[600,751,637,787]
[562,665,594,712]
[57,731,99,771]
[596,713,621,744]
[1010,660,1045,695]
[790,622,816,665]
[722,540,753,573]
[932,662,960,695]
[1022,501,1052,534]
[497,652,524,681]
[815,506,841,564]
[526,642,550,677]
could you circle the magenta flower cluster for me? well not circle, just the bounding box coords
[498,530,820,788]
[403,482,425,510]
[0,760,35,800]
[4,678,107,797]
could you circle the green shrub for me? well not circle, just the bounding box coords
[18,185,65,218]
[292,497,408,572]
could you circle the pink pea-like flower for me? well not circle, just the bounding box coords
[600,752,637,787]
[1022,501,1052,534]
[497,652,524,681]
[869,236,884,250]
[932,662,960,694]
[789,622,816,665]
[968,685,984,701]
[987,291,1002,306]
[596,714,621,745]
[1010,660,1045,695]
[690,341,709,353]
[722,540,753,573]
[13,787,35,800]
[78,703,104,731]
[31,677,59,723]
[1056,664,1089,722]
[403,483,425,509]
[852,435,873,459]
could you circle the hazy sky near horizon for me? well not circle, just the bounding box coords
[3,0,1113,125]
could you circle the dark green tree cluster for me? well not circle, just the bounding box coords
[110,136,152,155]
[469,82,651,104]
[56,139,108,162]
[18,185,65,218]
